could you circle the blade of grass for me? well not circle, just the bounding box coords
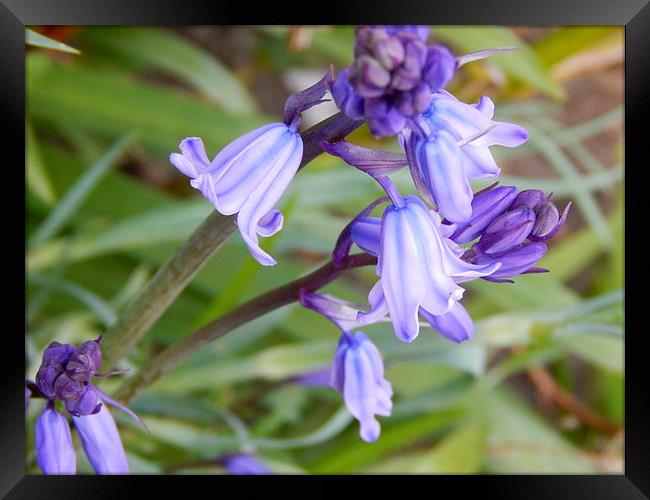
[80,27,257,114]
[28,273,117,327]
[26,28,80,55]
[29,133,137,246]
[26,122,56,206]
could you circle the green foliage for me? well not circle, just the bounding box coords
[26,26,623,475]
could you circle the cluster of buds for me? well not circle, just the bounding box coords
[332,26,456,137]
[36,337,105,417]
[456,186,572,282]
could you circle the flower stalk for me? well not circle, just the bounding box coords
[115,253,376,403]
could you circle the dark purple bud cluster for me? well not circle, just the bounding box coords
[331,25,456,137]
[455,187,572,282]
[36,337,105,417]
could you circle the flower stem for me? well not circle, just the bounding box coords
[102,112,362,370]
[115,253,377,403]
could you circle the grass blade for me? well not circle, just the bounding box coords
[29,133,137,246]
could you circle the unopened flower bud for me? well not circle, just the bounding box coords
[476,207,536,255]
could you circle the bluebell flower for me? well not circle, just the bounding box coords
[171,71,332,266]
[423,92,529,179]
[299,291,392,441]
[357,195,500,343]
[34,402,76,475]
[72,405,129,475]
[332,25,456,137]
[330,332,393,442]
[405,92,528,223]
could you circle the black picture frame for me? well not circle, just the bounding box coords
[4,1,648,497]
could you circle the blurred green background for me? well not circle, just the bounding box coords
[25,26,623,474]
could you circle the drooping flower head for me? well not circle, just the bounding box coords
[34,402,76,475]
[300,291,393,442]
[330,331,393,442]
[357,194,500,343]
[170,70,333,266]
[331,25,456,137]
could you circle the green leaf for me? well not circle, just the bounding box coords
[534,27,622,67]
[26,123,56,206]
[26,28,80,55]
[27,54,267,159]
[430,26,564,99]
[29,133,137,246]
[474,388,599,472]
[309,409,464,472]
[80,27,257,114]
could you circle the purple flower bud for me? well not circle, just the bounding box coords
[41,341,77,365]
[222,454,271,475]
[420,301,474,343]
[36,360,65,400]
[450,185,518,243]
[364,97,407,137]
[330,68,365,120]
[330,332,393,442]
[66,338,102,382]
[72,405,129,474]
[35,404,76,475]
[333,26,457,137]
[354,55,392,97]
[384,25,430,41]
[53,372,84,402]
[529,201,572,242]
[474,242,548,280]
[422,44,457,91]
[64,385,102,417]
[510,189,547,210]
[36,342,77,399]
[531,201,559,237]
[475,207,536,255]
[372,37,405,70]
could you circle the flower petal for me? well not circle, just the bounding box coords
[35,405,76,475]
[235,132,303,265]
[379,205,426,342]
[72,405,129,475]
[421,301,474,343]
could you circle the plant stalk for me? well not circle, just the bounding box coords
[115,253,377,402]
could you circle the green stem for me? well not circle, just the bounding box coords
[115,253,377,402]
[102,112,362,369]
